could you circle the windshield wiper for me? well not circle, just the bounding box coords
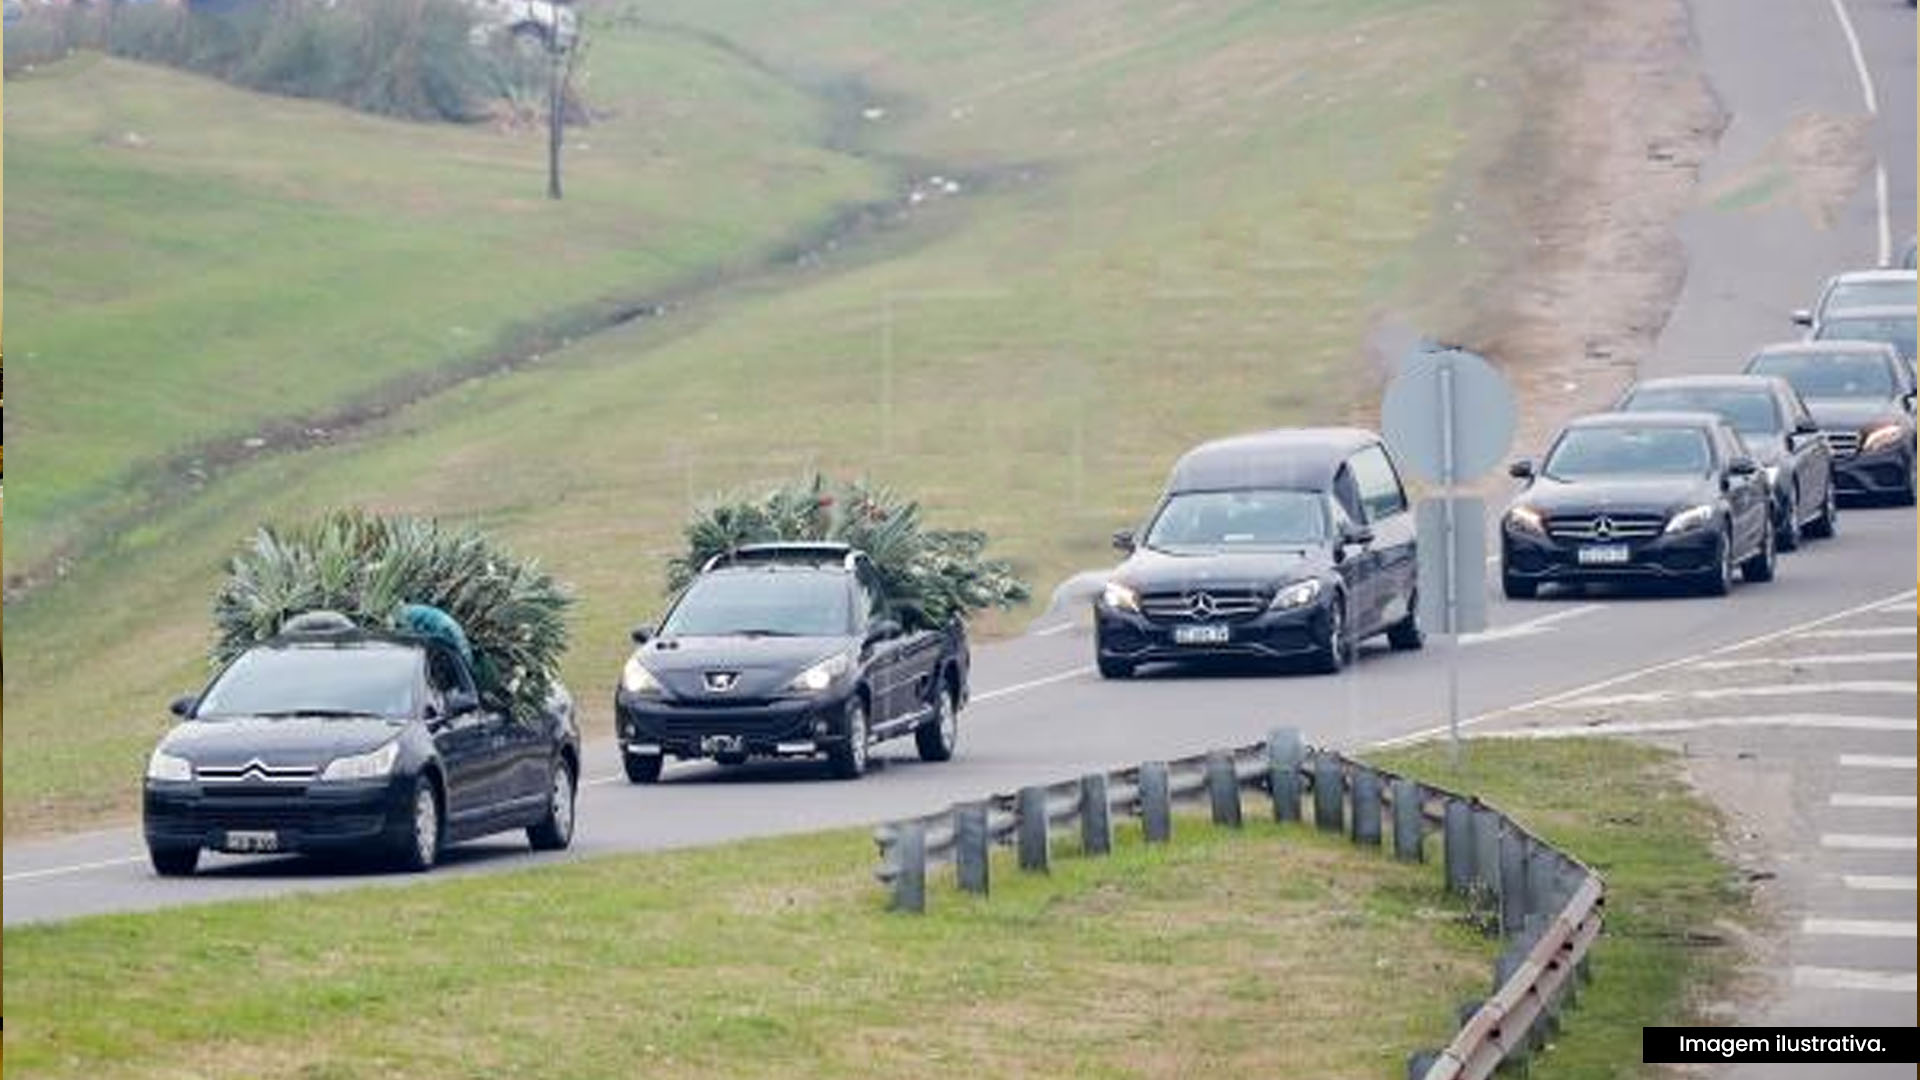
[731,628,800,637]
[253,709,389,719]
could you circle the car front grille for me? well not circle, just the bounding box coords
[654,712,813,741]
[1139,588,1270,623]
[194,761,319,784]
[1823,430,1861,457]
[1545,512,1666,542]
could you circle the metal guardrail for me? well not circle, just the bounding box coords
[871,728,1604,1080]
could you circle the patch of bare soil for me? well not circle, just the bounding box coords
[1702,110,1875,228]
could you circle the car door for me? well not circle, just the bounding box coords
[1347,443,1418,635]
[854,562,903,725]
[1778,384,1829,520]
[1714,423,1768,557]
[1328,465,1376,629]
[425,643,512,829]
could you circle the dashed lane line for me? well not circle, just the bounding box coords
[1822,833,1919,852]
[1802,918,1916,939]
[1557,681,1914,708]
[1479,715,1915,740]
[1843,875,1918,892]
[1794,627,1915,641]
[1793,967,1917,994]
[1831,794,1918,810]
[1691,651,1915,670]
[2,854,148,883]
[1840,754,1917,770]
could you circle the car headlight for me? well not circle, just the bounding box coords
[1862,423,1906,453]
[621,652,663,695]
[319,740,400,782]
[1101,580,1141,613]
[146,748,193,783]
[1505,505,1546,536]
[1762,464,1781,486]
[787,651,854,694]
[1663,504,1715,534]
[1270,579,1323,610]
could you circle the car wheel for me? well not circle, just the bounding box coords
[827,696,870,779]
[915,682,959,762]
[1775,487,1801,552]
[1097,654,1135,679]
[1502,573,1537,600]
[148,845,199,877]
[1310,595,1350,674]
[1742,520,1776,583]
[392,775,442,872]
[1697,526,1734,596]
[622,750,663,784]
[526,757,576,851]
[1804,482,1838,539]
[1386,591,1424,650]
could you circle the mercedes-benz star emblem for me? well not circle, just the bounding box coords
[1186,591,1217,619]
[1592,516,1614,540]
[705,672,739,693]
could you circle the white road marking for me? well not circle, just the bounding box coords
[1031,621,1078,637]
[1482,715,1916,740]
[1692,651,1915,670]
[1557,681,1915,708]
[2,854,148,883]
[1822,833,1918,852]
[1840,754,1917,770]
[1459,604,1604,646]
[1831,793,1918,810]
[971,665,1094,703]
[1803,918,1915,939]
[1793,966,1917,993]
[1878,601,1917,614]
[1875,162,1892,268]
[1843,875,1917,892]
[1826,0,1877,115]
[1796,627,1915,640]
[1368,589,1917,750]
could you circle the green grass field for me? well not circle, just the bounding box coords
[4,0,1548,833]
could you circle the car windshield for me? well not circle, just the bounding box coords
[1826,280,1915,311]
[1816,316,1916,360]
[195,644,421,719]
[1544,426,1712,480]
[1749,353,1896,400]
[1621,387,1779,434]
[1144,489,1327,551]
[661,571,853,637]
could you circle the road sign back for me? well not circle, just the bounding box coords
[1381,347,1516,487]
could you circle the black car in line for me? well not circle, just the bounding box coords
[1502,412,1775,598]
[1746,340,1919,505]
[615,543,970,782]
[1613,374,1835,549]
[1095,427,1420,678]
[144,612,581,876]
[1809,304,1917,373]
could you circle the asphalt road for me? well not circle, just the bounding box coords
[3,0,1914,929]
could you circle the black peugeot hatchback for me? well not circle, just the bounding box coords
[1095,428,1421,677]
[144,612,581,876]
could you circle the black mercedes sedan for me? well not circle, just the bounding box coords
[1095,428,1420,677]
[144,613,580,876]
[1746,341,1918,505]
[1614,374,1835,549]
[1502,412,1775,598]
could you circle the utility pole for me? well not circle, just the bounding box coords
[546,5,580,200]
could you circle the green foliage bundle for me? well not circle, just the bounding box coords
[213,510,572,718]
[669,475,1031,626]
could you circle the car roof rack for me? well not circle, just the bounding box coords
[278,610,361,636]
[701,542,860,574]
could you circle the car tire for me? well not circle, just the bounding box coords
[526,757,576,851]
[622,750,663,784]
[1309,595,1351,675]
[1742,521,1776,583]
[1097,654,1135,679]
[391,775,442,873]
[915,683,959,763]
[1502,574,1537,600]
[148,845,199,877]
[827,696,870,780]
[1386,591,1424,650]
[1775,487,1801,552]
[1696,526,1734,596]
[1804,483,1838,539]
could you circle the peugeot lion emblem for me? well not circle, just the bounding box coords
[1186,591,1217,619]
[705,671,739,693]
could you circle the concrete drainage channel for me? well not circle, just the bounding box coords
[872,729,1605,1080]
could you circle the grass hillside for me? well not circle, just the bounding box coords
[4,0,1547,833]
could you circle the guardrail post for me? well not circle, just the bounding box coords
[1268,728,1303,823]
[1080,773,1113,855]
[1443,799,1473,893]
[1140,761,1172,844]
[1350,766,1382,847]
[890,822,926,913]
[1392,779,1423,862]
[1525,839,1558,917]
[1017,786,1050,873]
[1206,752,1242,828]
[1313,754,1344,833]
[1472,807,1503,921]
[1498,826,1528,936]
[955,802,990,895]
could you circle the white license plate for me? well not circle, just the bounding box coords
[223,830,281,853]
[700,734,745,755]
[1577,544,1630,566]
[1173,624,1231,645]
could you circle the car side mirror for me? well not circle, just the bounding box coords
[1508,458,1535,480]
[1794,418,1821,436]
[1341,523,1375,548]
[1111,528,1135,554]
[1727,456,1759,477]
[444,688,481,717]
[629,623,654,644]
[866,618,902,644]
[1904,392,1917,414]
[168,694,197,720]
[1791,309,1813,328]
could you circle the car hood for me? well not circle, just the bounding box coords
[1738,432,1791,464]
[1805,398,1907,431]
[1113,547,1328,594]
[639,634,853,700]
[162,717,405,768]
[1515,475,1717,517]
